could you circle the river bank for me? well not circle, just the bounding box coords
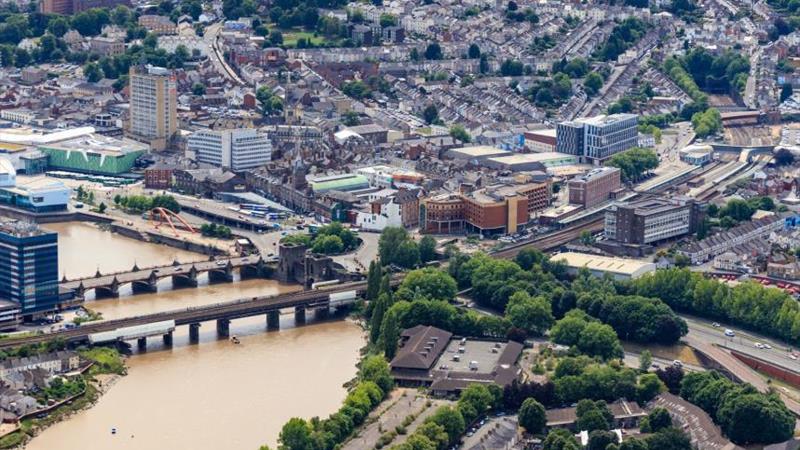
[0,348,127,450]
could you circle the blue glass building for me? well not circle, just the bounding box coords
[0,222,59,316]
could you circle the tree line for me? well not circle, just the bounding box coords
[632,267,800,344]
[680,371,794,445]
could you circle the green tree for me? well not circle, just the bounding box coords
[645,428,692,450]
[505,291,554,336]
[639,350,653,372]
[418,236,438,264]
[47,17,70,37]
[577,409,610,432]
[192,82,206,95]
[543,428,580,450]
[359,354,393,393]
[587,430,618,450]
[395,240,420,269]
[381,309,401,358]
[425,407,465,446]
[424,42,442,60]
[370,293,389,344]
[518,397,546,434]
[278,417,313,450]
[449,125,471,143]
[342,110,360,126]
[636,373,665,403]
[84,62,103,82]
[366,260,382,302]
[395,268,457,302]
[379,226,410,266]
[584,72,604,96]
[422,104,439,124]
[311,234,344,254]
[644,407,672,433]
[576,322,623,360]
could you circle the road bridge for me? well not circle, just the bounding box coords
[61,256,273,299]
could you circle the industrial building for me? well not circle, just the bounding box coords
[0,222,59,317]
[553,252,656,280]
[604,196,705,246]
[127,65,177,151]
[556,114,639,164]
[568,167,621,208]
[38,134,147,175]
[188,128,272,172]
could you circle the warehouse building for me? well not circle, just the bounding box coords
[553,252,656,280]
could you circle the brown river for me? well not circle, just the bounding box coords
[24,222,365,450]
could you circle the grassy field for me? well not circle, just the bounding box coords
[79,347,126,376]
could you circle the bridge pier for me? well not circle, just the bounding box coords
[137,337,147,351]
[163,331,173,347]
[295,306,306,324]
[189,323,201,343]
[314,306,330,321]
[267,311,280,331]
[216,319,230,338]
[132,280,158,294]
[208,267,234,284]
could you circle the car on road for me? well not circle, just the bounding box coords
[713,322,721,327]
[216,260,226,266]
[724,329,735,337]
[672,360,683,368]
[755,343,765,349]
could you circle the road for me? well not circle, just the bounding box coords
[203,22,245,86]
[683,315,800,373]
[332,232,380,275]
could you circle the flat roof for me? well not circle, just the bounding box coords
[0,127,95,145]
[488,152,577,164]
[448,146,511,158]
[526,129,556,137]
[433,339,511,375]
[554,252,656,278]
[42,134,148,155]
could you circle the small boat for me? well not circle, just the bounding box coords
[111,428,117,435]
[230,336,240,344]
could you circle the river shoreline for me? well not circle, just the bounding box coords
[8,362,127,450]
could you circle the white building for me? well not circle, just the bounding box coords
[188,128,272,171]
[0,109,36,125]
[356,197,403,231]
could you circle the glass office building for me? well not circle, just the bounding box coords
[0,222,59,316]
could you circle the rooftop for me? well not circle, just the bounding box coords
[41,134,148,156]
[448,146,511,158]
[554,252,656,278]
